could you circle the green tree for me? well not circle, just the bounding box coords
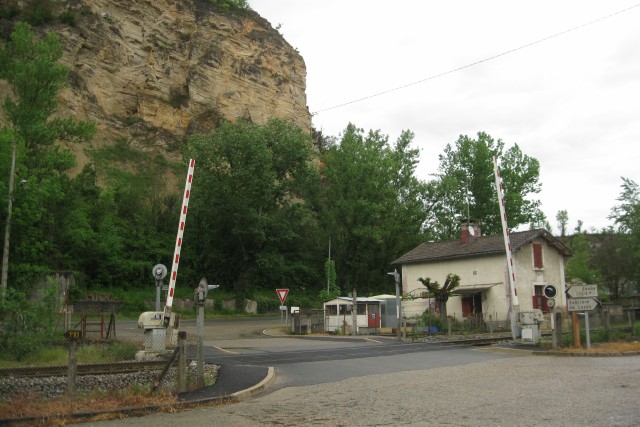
[556,210,569,236]
[605,177,640,295]
[565,233,597,285]
[417,274,460,320]
[184,119,322,297]
[426,132,544,239]
[319,257,340,301]
[319,124,429,294]
[591,232,634,300]
[0,23,95,297]
[610,178,640,235]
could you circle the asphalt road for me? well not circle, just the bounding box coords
[116,316,282,341]
[83,317,640,426]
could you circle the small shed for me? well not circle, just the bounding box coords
[323,297,383,334]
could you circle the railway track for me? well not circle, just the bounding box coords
[1,334,515,379]
[0,360,168,378]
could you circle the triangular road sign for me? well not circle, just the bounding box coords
[276,288,289,304]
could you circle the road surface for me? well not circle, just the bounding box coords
[83,318,640,426]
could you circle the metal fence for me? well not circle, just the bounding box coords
[291,309,325,334]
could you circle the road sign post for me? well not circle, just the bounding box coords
[566,285,599,348]
[276,289,289,325]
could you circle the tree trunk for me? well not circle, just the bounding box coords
[438,296,448,321]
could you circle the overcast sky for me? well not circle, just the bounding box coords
[250,1,640,234]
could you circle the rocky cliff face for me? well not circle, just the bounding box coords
[3,0,311,183]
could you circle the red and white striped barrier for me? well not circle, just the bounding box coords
[493,156,519,307]
[163,159,195,320]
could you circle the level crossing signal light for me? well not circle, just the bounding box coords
[543,284,557,299]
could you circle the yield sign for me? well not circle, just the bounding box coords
[276,288,289,304]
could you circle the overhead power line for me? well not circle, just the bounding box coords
[311,3,640,116]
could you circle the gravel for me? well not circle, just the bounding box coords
[0,363,219,400]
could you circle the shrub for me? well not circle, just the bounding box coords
[58,10,76,26]
[169,87,189,108]
[0,287,59,362]
[420,310,447,333]
[25,0,53,26]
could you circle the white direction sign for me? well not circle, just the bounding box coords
[566,285,598,298]
[567,297,600,312]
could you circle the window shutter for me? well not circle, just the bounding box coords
[533,243,543,269]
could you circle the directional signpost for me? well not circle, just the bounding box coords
[566,285,600,349]
[566,284,598,299]
[567,297,600,312]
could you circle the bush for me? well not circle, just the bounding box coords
[169,87,189,108]
[420,310,447,332]
[0,287,60,362]
[25,0,53,26]
[0,4,21,20]
[58,10,76,26]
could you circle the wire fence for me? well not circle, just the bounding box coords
[0,325,212,403]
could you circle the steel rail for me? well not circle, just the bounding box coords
[0,360,168,378]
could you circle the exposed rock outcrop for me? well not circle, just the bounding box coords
[2,0,311,185]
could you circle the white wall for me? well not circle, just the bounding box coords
[401,237,568,321]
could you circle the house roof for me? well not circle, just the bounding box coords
[323,297,384,304]
[392,229,573,265]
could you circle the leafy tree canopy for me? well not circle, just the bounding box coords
[320,123,429,294]
[183,119,322,296]
[425,132,544,239]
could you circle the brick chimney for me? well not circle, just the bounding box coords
[460,221,481,244]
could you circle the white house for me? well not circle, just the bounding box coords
[392,223,573,329]
[323,297,383,333]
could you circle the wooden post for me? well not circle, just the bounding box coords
[67,339,77,397]
[178,331,187,392]
[572,311,581,347]
[554,312,563,349]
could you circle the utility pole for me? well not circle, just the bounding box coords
[1,140,17,302]
[388,269,401,340]
[351,289,357,336]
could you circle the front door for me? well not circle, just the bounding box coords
[461,294,482,317]
[367,304,380,328]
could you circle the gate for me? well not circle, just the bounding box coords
[292,309,325,334]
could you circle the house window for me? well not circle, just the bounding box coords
[327,305,337,316]
[532,285,550,313]
[533,243,544,269]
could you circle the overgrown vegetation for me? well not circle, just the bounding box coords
[0,389,178,421]
[0,0,79,28]
[205,0,251,12]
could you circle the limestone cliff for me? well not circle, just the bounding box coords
[2,0,311,185]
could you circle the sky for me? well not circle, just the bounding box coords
[249,1,640,234]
